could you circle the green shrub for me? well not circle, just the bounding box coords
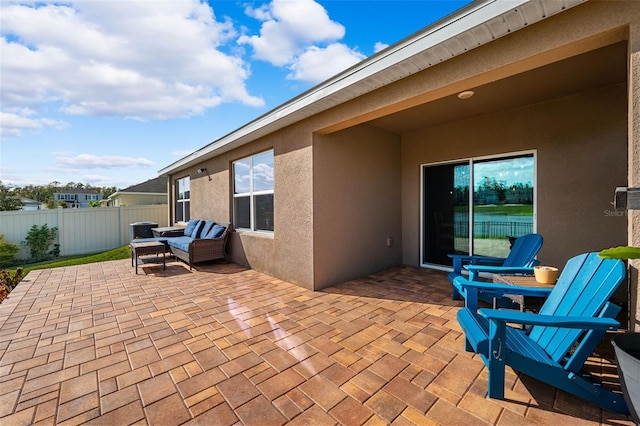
[0,234,19,267]
[22,224,59,263]
[0,267,24,303]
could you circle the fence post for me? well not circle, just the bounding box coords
[119,206,125,246]
[57,207,65,256]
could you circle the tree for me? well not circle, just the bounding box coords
[0,181,23,211]
[7,182,119,208]
[102,186,117,199]
[22,224,59,262]
[476,176,507,205]
[0,234,19,267]
[15,184,54,209]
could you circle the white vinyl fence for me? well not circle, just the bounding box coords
[0,205,168,260]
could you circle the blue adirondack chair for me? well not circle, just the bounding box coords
[456,252,629,415]
[448,233,543,300]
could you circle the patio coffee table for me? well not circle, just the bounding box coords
[130,241,166,274]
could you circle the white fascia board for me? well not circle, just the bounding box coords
[120,192,166,196]
[108,191,166,199]
[159,0,582,176]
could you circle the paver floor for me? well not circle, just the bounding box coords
[0,259,634,425]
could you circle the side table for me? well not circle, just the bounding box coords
[131,241,166,274]
[493,274,554,312]
[151,226,185,237]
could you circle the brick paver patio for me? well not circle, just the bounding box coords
[0,259,634,425]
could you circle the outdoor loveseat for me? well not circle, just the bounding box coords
[130,219,231,270]
[166,219,231,269]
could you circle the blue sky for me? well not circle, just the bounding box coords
[1,0,472,190]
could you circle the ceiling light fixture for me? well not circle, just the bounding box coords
[457,90,475,100]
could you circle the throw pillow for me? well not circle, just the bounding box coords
[183,219,199,237]
[200,221,215,238]
[205,224,226,239]
[192,220,206,238]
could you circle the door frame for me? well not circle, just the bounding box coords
[420,149,537,270]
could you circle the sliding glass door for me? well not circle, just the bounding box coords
[472,156,534,257]
[422,153,535,266]
[423,162,469,265]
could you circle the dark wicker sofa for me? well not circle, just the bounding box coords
[166,220,231,269]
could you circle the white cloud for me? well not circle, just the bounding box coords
[288,43,365,84]
[0,110,68,138]
[374,42,389,53]
[0,1,264,135]
[238,0,360,83]
[80,174,115,186]
[55,154,154,169]
[0,167,24,187]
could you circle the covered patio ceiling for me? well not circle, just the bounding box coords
[368,41,628,134]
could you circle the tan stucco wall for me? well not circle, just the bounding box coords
[402,84,628,272]
[628,18,640,331]
[312,125,402,290]
[172,127,316,289]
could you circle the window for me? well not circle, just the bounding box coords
[175,176,190,223]
[422,152,535,266]
[233,150,274,232]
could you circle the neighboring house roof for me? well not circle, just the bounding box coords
[159,0,584,176]
[108,177,167,199]
[121,177,167,194]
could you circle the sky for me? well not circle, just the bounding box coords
[1,0,473,190]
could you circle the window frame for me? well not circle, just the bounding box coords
[175,176,190,224]
[233,149,274,233]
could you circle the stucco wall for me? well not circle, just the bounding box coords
[312,125,402,290]
[172,129,315,289]
[402,84,628,272]
[114,194,167,207]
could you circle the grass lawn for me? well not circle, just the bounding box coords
[472,204,533,216]
[8,245,130,275]
[455,204,533,216]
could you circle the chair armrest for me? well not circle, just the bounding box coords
[448,254,507,275]
[190,237,221,246]
[478,308,620,330]
[454,277,553,310]
[454,277,553,297]
[448,254,506,264]
[464,265,534,274]
[464,265,534,281]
